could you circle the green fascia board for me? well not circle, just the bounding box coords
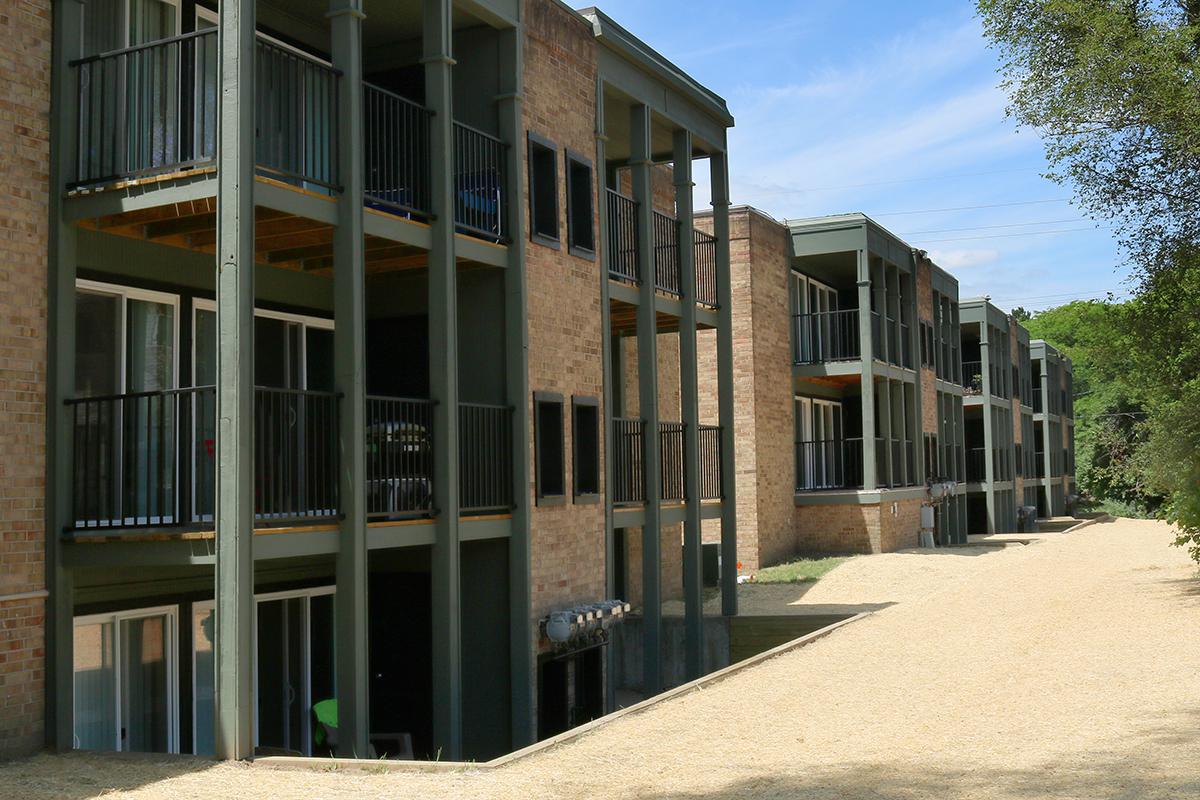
[788,213,916,271]
[578,7,734,128]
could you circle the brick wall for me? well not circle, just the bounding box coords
[522,0,606,633]
[696,208,791,570]
[794,497,922,555]
[0,0,51,759]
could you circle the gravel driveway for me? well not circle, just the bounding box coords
[7,518,1198,799]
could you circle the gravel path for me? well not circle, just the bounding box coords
[8,518,1199,799]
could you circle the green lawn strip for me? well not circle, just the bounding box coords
[752,555,853,584]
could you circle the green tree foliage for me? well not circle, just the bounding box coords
[979,0,1200,558]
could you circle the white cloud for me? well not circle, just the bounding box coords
[928,248,1000,270]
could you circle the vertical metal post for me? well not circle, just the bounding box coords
[630,104,662,694]
[710,146,737,619]
[424,0,462,759]
[330,0,369,759]
[214,0,256,762]
[980,321,997,533]
[674,130,703,679]
[497,22,534,749]
[47,0,84,752]
[857,252,877,490]
[595,78,619,713]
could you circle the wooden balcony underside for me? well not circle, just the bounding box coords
[608,297,718,336]
[72,175,462,275]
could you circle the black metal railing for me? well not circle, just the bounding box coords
[363,84,432,218]
[653,211,681,296]
[793,309,861,364]
[253,387,341,522]
[900,323,914,369]
[699,424,723,500]
[366,396,434,519]
[453,122,506,241]
[886,317,899,365]
[1032,386,1043,412]
[658,422,686,502]
[795,439,864,491]
[612,418,645,505]
[870,312,883,359]
[966,447,987,482]
[606,189,639,284]
[904,439,916,484]
[1035,450,1047,478]
[71,31,343,192]
[963,361,983,395]
[254,39,341,192]
[459,402,513,514]
[694,229,719,308]
[72,30,218,187]
[67,386,340,531]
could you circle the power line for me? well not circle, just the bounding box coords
[872,198,1075,217]
[920,225,1110,243]
[989,288,1130,303]
[901,218,1092,235]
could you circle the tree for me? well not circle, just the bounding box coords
[978,0,1200,281]
[980,0,1200,558]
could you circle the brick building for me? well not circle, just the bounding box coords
[3,0,736,763]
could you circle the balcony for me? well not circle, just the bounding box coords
[966,447,987,482]
[66,389,512,533]
[792,309,861,365]
[963,361,983,395]
[610,418,723,505]
[70,31,507,242]
[795,439,865,491]
[604,188,719,308]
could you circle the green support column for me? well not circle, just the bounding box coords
[329,0,369,759]
[857,259,877,491]
[595,79,619,713]
[424,0,462,759]
[980,323,997,533]
[46,0,83,751]
[710,147,737,619]
[497,23,534,749]
[673,130,703,680]
[214,0,256,762]
[630,103,662,695]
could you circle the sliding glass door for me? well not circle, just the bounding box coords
[795,397,845,490]
[74,607,179,753]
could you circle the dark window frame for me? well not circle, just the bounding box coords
[527,132,560,248]
[571,395,601,502]
[564,149,596,259]
[534,391,566,504]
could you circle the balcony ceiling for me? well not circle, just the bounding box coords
[262,0,483,51]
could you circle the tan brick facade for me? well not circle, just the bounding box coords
[794,497,922,555]
[522,0,606,631]
[696,208,793,570]
[0,0,50,759]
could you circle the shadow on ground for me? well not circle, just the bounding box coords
[0,752,221,800]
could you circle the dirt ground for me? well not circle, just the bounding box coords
[7,518,1199,800]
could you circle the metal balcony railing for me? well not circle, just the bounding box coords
[793,309,861,364]
[66,386,340,532]
[966,447,987,482]
[458,402,513,514]
[1033,386,1044,412]
[363,84,432,219]
[963,361,984,395]
[72,31,342,192]
[699,424,723,500]
[366,396,434,519]
[612,417,645,505]
[658,422,686,502]
[653,211,681,297]
[452,122,507,242]
[606,189,639,284]
[693,229,719,308]
[795,439,864,491]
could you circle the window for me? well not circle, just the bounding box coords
[572,396,600,499]
[565,152,595,255]
[528,133,559,245]
[74,606,180,754]
[535,392,565,502]
[920,321,937,369]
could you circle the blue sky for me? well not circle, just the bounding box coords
[592,0,1133,311]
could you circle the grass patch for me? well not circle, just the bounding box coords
[752,555,853,584]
